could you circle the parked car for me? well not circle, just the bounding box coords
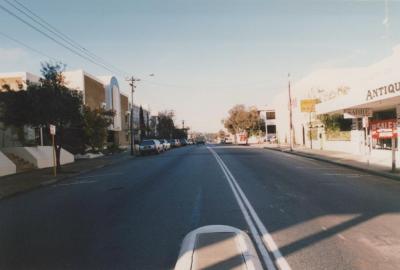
[179,138,188,146]
[195,136,206,145]
[139,139,163,155]
[160,139,171,151]
[168,139,179,148]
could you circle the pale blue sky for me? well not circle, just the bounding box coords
[0,0,399,132]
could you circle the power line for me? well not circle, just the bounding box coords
[7,0,129,76]
[0,30,58,61]
[0,2,123,75]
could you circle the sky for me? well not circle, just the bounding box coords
[0,0,399,132]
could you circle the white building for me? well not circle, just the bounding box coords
[257,105,276,141]
[273,44,400,159]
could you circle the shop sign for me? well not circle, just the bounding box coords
[343,108,372,118]
[370,119,397,139]
[366,82,400,101]
[300,99,319,113]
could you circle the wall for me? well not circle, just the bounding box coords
[84,75,105,109]
[117,94,130,146]
[2,146,74,169]
[0,151,16,177]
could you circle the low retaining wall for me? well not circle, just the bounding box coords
[2,146,74,169]
[0,151,16,177]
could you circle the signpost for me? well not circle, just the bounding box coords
[49,125,56,176]
[300,99,319,149]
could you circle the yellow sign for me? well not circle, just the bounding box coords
[300,99,319,113]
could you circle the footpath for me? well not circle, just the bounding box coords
[0,151,132,200]
[259,144,400,181]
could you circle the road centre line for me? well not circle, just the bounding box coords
[214,152,292,270]
[208,147,292,270]
[208,147,276,270]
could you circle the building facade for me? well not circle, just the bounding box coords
[273,45,400,164]
[257,106,276,142]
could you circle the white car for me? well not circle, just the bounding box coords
[160,139,171,151]
[139,139,163,155]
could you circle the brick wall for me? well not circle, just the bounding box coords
[84,75,105,109]
[117,94,130,146]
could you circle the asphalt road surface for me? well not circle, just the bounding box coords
[1,145,400,270]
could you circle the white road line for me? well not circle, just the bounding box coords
[321,226,327,231]
[215,152,292,270]
[209,147,292,270]
[208,147,276,270]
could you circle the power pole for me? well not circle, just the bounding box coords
[288,73,294,151]
[126,76,140,156]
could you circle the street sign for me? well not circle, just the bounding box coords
[343,108,372,118]
[300,99,319,113]
[49,124,56,135]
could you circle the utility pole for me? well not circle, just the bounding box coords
[182,120,185,130]
[126,76,140,156]
[288,73,294,151]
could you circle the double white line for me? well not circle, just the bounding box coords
[208,147,291,270]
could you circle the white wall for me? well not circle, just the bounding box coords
[2,146,74,169]
[0,151,16,177]
[274,45,400,149]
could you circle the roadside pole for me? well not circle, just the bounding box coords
[49,125,56,176]
[362,116,370,166]
[300,98,318,150]
[309,111,313,149]
[392,135,396,172]
[126,76,140,156]
[288,73,293,151]
[39,126,43,146]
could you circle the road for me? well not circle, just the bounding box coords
[1,145,400,270]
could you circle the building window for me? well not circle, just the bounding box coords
[267,125,276,134]
[266,111,275,120]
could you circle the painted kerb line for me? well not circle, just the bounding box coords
[208,147,292,270]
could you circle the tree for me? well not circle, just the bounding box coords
[223,105,263,143]
[0,62,84,171]
[82,106,114,152]
[139,106,146,141]
[157,110,176,139]
[218,129,226,139]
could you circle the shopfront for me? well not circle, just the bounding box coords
[315,78,400,168]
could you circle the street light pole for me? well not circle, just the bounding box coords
[126,76,140,156]
[288,73,294,151]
